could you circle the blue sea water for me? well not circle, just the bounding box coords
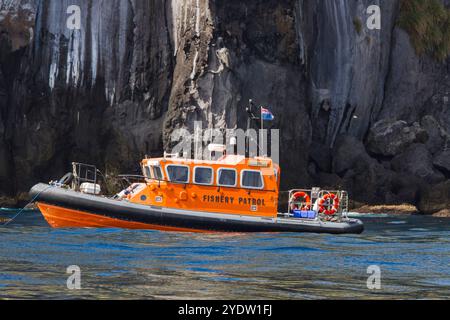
[0,209,449,299]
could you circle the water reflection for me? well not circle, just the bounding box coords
[0,210,449,299]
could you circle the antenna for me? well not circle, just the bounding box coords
[245,99,253,156]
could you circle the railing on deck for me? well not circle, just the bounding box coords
[71,162,99,193]
[287,188,349,220]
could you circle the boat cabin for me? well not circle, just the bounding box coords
[124,154,281,218]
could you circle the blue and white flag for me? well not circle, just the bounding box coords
[261,107,275,121]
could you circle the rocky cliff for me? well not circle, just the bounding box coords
[0,0,449,213]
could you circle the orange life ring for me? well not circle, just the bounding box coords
[290,192,312,211]
[318,193,340,216]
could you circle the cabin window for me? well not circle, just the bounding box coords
[166,165,189,183]
[194,167,213,185]
[144,166,152,179]
[152,166,163,181]
[241,170,264,189]
[218,168,237,187]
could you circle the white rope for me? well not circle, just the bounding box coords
[2,185,54,227]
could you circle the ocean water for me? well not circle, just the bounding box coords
[0,209,449,299]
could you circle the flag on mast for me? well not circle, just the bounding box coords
[259,106,274,157]
[261,107,275,121]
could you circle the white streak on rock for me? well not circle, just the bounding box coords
[190,49,199,80]
[49,58,58,90]
[66,31,82,86]
[195,0,200,37]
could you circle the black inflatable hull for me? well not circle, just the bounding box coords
[30,184,364,234]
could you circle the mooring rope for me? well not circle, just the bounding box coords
[1,185,54,227]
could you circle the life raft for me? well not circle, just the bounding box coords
[290,191,312,211]
[318,193,340,216]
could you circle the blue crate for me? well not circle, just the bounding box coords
[293,210,317,219]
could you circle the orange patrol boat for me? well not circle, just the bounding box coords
[29,154,364,234]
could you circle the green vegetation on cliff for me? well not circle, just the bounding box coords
[399,0,450,61]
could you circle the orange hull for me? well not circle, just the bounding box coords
[37,203,208,233]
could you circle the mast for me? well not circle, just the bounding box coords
[245,99,267,157]
[246,99,256,157]
[260,106,264,157]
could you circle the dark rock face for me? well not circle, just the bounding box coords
[334,143,400,205]
[164,0,312,189]
[1,0,173,195]
[333,135,371,175]
[421,115,446,155]
[392,144,445,184]
[367,120,428,157]
[304,0,398,146]
[433,150,450,175]
[0,0,449,213]
[419,180,450,215]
